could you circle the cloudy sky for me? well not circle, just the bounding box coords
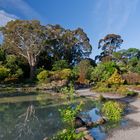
[0,0,140,58]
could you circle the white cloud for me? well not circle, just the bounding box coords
[93,0,139,38]
[0,0,44,21]
[106,0,139,33]
[0,10,18,27]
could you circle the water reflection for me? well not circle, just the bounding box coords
[15,105,42,140]
[0,93,126,140]
[0,93,69,140]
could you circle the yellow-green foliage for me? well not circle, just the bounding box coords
[50,69,71,80]
[51,128,84,140]
[107,70,124,85]
[93,86,114,93]
[116,85,128,94]
[60,69,71,80]
[55,102,83,140]
[102,101,124,122]
[0,66,10,81]
[37,70,48,82]
[92,82,113,93]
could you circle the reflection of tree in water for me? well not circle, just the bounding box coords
[15,104,42,140]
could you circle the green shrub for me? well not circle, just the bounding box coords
[50,69,71,81]
[92,82,114,93]
[59,103,82,127]
[51,128,84,140]
[37,70,48,82]
[5,55,23,79]
[70,66,79,81]
[116,85,128,94]
[55,102,83,140]
[14,68,23,78]
[102,101,124,122]
[52,83,84,140]
[60,69,71,80]
[91,62,116,83]
[0,66,10,81]
[60,83,75,101]
[52,60,68,71]
[35,67,45,75]
[126,91,138,96]
[0,48,5,61]
[94,87,113,93]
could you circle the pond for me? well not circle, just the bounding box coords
[0,92,126,140]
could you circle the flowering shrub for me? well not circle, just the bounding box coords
[107,70,124,85]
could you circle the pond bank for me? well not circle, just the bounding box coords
[106,98,140,140]
[77,88,140,140]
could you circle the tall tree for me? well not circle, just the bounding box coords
[1,20,46,79]
[44,25,92,65]
[96,34,123,62]
[122,48,140,59]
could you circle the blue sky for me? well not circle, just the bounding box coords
[0,0,140,59]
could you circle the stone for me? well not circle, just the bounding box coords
[84,134,94,140]
[75,116,86,128]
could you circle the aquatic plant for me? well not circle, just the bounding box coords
[102,101,124,122]
[51,83,84,140]
[51,128,84,140]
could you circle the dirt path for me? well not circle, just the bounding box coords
[76,88,125,99]
[106,98,140,140]
[77,88,140,140]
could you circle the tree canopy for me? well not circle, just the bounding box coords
[1,20,92,79]
[44,24,92,65]
[1,20,46,79]
[96,34,123,62]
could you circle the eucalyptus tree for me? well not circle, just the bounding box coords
[44,24,92,66]
[1,20,46,79]
[1,20,92,79]
[96,34,123,62]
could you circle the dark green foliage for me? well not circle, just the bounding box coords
[0,19,140,87]
[0,47,5,62]
[5,55,23,78]
[44,25,92,66]
[1,20,46,79]
[96,34,123,62]
[113,48,140,74]
[52,60,69,71]
[91,61,117,82]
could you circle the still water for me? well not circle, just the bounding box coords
[0,92,125,140]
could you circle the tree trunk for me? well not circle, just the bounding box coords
[29,65,36,80]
